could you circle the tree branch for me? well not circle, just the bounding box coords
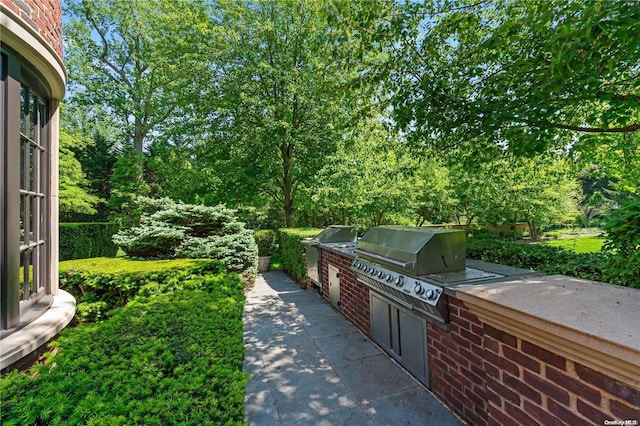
[553,122,640,133]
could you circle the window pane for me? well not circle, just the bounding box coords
[20,86,28,135]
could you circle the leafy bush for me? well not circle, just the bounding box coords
[254,230,277,256]
[59,222,119,261]
[1,272,247,425]
[112,197,258,284]
[467,238,608,284]
[602,199,640,288]
[277,228,322,283]
[59,258,223,322]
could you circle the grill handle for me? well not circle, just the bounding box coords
[354,249,415,271]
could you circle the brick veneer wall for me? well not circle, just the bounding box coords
[429,298,488,426]
[317,248,640,425]
[319,248,370,337]
[3,0,63,57]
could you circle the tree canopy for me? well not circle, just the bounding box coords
[335,0,640,155]
[64,0,218,153]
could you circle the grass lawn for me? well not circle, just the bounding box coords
[539,235,605,253]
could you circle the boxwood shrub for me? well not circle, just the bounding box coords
[59,222,119,261]
[59,257,224,322]
[277,228,322,284]
[1,271,247,425]
[254,229,277,256]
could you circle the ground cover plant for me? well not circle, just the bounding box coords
[112,197,258,284]
[1,267,247,425]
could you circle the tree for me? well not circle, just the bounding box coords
[58,130,102,220]
[304,119,420,228]
[209,0,362,227]
[335,0,640,155]
[477,154,581,239]
[108,147,150,227]
[61,103,120,221]
[64,0,218,153]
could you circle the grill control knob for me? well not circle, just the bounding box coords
[414,283,425,295]
[370,268,377,275]
[426,289,436,300]
[377,270,384,278]
[394,276,404,287]
[386,274,393,282]
[363,266,369,273]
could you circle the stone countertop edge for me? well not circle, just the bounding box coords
[318,242,358,259]
[453,275,640,388]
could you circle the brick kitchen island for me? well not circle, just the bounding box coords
[314,243,640,426]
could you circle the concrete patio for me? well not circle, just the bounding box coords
[243,271,465,425]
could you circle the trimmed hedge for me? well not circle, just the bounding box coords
[1,269,247,425]
[254,229,277,256]
[277,228,322,284]
[59,258,224,322]
[467,238,608,284]
[59,222,119,261]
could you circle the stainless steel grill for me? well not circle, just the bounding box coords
[303,226,357,285]
[351,226,503,325]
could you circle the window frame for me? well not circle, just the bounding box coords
[1,47,52,331]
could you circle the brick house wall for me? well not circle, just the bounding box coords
[317,247,640,426]
[2,0,63,57]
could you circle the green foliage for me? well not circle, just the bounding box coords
[277,228,322,283]
[58,129,103,218]
[602,200,640,288]
[338,0,640,155]
[59,257,222,321]
[467,239,608,285]
[1,272,246,425]
[254,230,277,256]
[59,222,119,261]
[540,236,605,254]
[108,148,150,227]
[64,0,218,154]
[112,198,257,283]
[210,0,365,227]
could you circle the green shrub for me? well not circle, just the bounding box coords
[254,230,277,256]
[467,238,608,284]
[59,222,119,261]
[277,228,322,283]
[59,258,223,321]
[602,199,640,288]
[1,272,247,425]
[112,197,258,284]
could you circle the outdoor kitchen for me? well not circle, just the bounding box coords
[304,226,640,426]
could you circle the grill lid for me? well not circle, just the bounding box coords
[304,225,357,245]
[356,226,465,275]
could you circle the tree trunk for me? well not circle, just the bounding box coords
[281,142,295,227]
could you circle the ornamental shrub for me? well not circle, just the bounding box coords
[112,197,257,284]
[277,228,322,283]
[59,258,223,321]
[254,230,277,256]
[59,222,119,260]
[1,273,247,425]
[602,199,640,288]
